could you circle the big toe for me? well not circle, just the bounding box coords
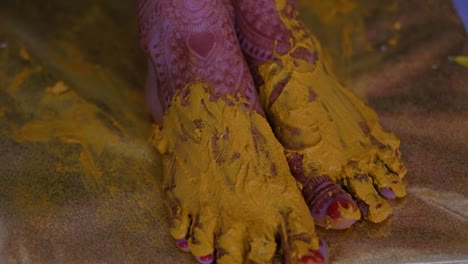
[301,175,361,229]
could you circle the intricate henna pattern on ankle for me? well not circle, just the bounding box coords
[233,0,311,65]
[233,0,291,63]
[138,0,260,121]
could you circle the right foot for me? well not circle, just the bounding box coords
[233,0,407,229]
[138,0,326,262]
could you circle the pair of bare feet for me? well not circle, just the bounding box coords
[138,0,407,263]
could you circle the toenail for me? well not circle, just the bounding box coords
[300,250,325,264]
[340,200,350,209]
[176,238,190,252]
[326,200,352,220]
[376,203,382,209]
[379,187,396,199]
[195,254,213,264]
[327,201,341,220]
[318,238,329,263]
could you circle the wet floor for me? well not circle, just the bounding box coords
[1,0,467,263]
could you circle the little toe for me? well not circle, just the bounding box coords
[345,173,393,223]
[379,187,397,199]
[370,159,407,199]
[187,213,216,258]
[301,175,361,229]
[360,122,407,180]
[375,144,407,179]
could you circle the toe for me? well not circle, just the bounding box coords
[301,175,361,229]
[195,254,214,264]
[298,238,328,264]
[388,153,408,179]
[176,238,190,252]
[279,208,326,263]
[245,231,277,263]
[377,146,407,179]
[317,239,329,264]
[188,213,217,257]
[370,159,407,199]
[215,224,247,264]
[167,204,191,243]
[344,173,393,223]
[378,187,397,199]
[162,159,191,242]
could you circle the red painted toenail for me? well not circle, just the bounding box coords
[176,238,189,252]
[177,240,188,248]
[300,251,324,263]
[339,200,350,209]
[195,254,213,264]
[199,254,213,261]
[327,201,341,220]
[327,200,353,220]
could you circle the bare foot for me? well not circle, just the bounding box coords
[234,0,407,229]
[138,0,326,262]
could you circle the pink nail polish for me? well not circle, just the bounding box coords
[195,254,213,264]
[176,238,189,252]
[300,250,325,264]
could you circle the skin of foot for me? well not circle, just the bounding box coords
[138,0,326,262]
[233,0,407,228]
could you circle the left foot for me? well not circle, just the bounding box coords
[234,0,407,229]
